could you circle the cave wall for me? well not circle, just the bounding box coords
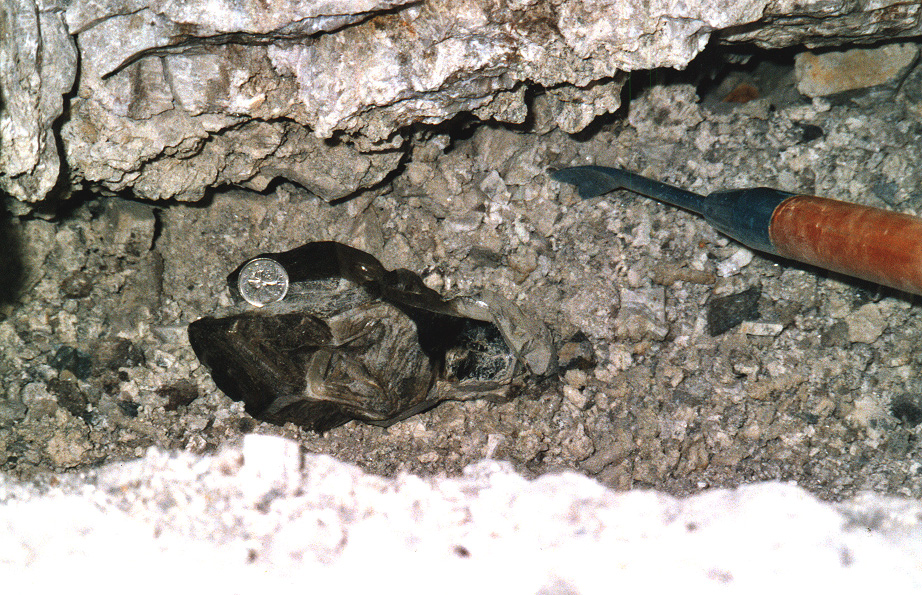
[2,0,921,205]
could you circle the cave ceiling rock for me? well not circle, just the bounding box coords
[0,0,78,203]
[723,0,922,48]
[3,0,922,204]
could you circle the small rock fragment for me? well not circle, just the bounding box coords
[563,284,621,341]
[111,251,164,334]
[484,433,506,458]
[117,400,141,418]
[820,320,849,347]
[560,424,594,461]
[20,382,55,410]
[472,127,526,173]
[564,368,588,389]
[47,377,90,420]
[508,246,538,279]
[799,124,824,142]
[45,426,92,468]
[652,262,716,286]
[729,349,760,377]
[739,321,784,337]
[716,248,754,277]
[92,337,145,371]
[707,286,761,336]
[615,287,668,341]
[845,302,886,344]
[723,82,760,103]
[563,385,589,410]
[103,198,157,255]
[557,332,597,371]
[468,246,505,268]
[795,43,920,97]
[49,345,93,379]
[890,394,922,427]
[848,395,893,436]
[479,170,511,202]
[0,399,27,427]
[60,270,95,298]
[160,380,200,412]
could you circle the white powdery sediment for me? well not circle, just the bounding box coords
[1,434,920,592]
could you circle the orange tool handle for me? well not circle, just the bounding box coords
[769,195,922,295]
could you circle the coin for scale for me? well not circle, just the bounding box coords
[238,258,289,306]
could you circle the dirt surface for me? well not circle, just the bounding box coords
[3,53,922,500]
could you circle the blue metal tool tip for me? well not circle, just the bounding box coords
[551,165,707,215]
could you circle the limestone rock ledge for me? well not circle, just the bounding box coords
[2,434,921,590]
[2,0,921,203]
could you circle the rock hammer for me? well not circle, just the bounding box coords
[553,165,922,295]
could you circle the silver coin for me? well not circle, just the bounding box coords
[238,258,289,307]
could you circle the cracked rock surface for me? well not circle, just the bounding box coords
[4,0,922,203]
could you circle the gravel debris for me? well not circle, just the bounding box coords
[3,51,922,500]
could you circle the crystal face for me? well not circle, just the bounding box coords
[188,242,556,432]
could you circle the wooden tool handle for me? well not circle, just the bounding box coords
[769,195,922,295]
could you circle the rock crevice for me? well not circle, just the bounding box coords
[2,0,921,203]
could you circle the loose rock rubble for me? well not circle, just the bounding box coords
[3,46,922,502]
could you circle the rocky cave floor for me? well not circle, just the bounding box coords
[3,50,922,501]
